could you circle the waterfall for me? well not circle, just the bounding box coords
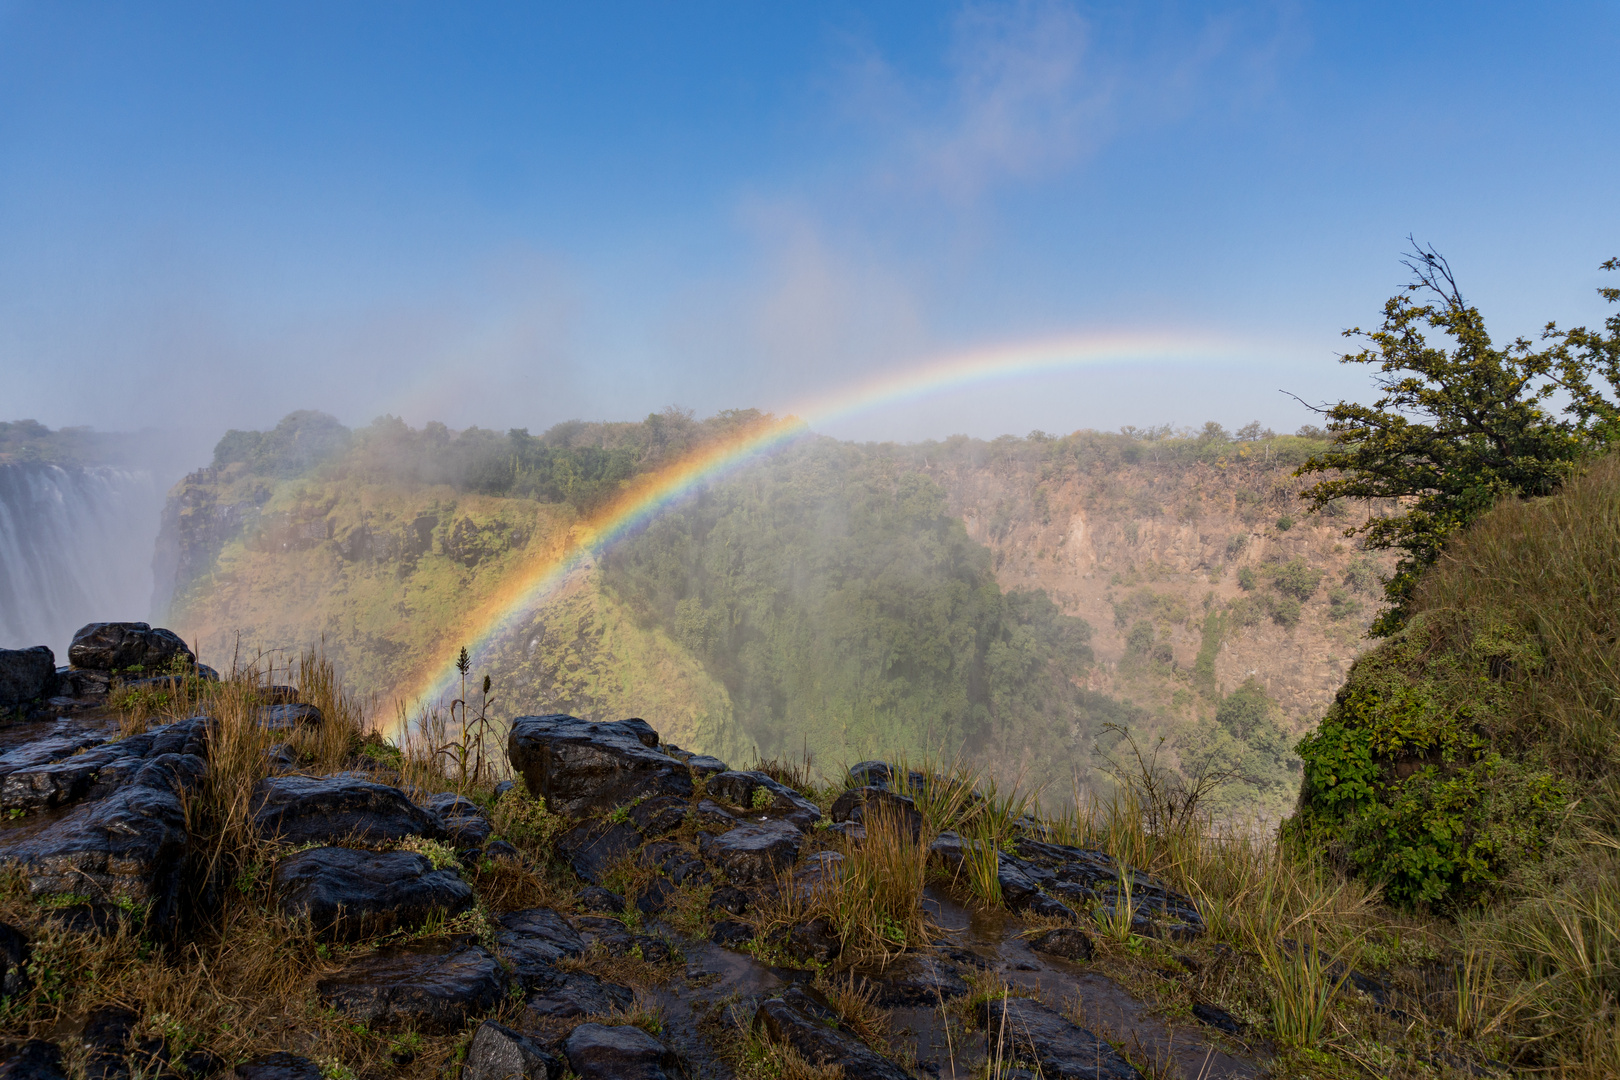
[0,463,161,656]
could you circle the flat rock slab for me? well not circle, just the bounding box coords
[0,716,207,812]
[464,1021,563,1080]
[706,771,822,826]
[68,622,193,672]
[250,775,443,846]
[563,1022,676,1080]
[524,972,634,1022]
[507,715,692,819]
[700,820,802,885]
[855,953,970,1006]
[1029,927,1095,963]
[496,907,585,990]
[1016,840,1203,940]
[0,743,207,932]
[316,943,506,1033]
[271,847,473,942]
[233,1052,324,1080]
[557,820,643,885]
[980,996,1142,1080]
[755,989,913,1080]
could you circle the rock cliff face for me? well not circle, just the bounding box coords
[923,455,1393,734]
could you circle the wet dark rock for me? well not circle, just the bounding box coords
[249,774,443,846]
[706,771,821,826]
[495,907,585,990]
[928,831,966,877]
[755,991,912,1080]
[271,847,473,942]
[979,996,1141,1080]
[233,1052,324,1080]
[51,668,110,698]
[316,943,506,1033]
[576,886,626,914]
[425,792,493,848]
[259,703,323,732]
[1017,839,1203,940]
[641,840,709,886]
[1029,927,1095,963]
[0,716,207,812]
[0,741,206,932]
[484,838,521,862]
[830,786,924,839]
[558,820,643,885]
[710,920,754,948]
[81,1005,137,1054]
[265,744,298,773]
[523,972,634,1022]
[181,1049,227,1078]
[1191,1002,1243,1036]
[857,954,969,1006]
[68,623,193,673]
[693,799,738,832]
[563,1022,676,1080]
[636,878,675,915]
[464,1021,564,1080]
[0,647,56,706]
[685,754,728,779]
[700,820,802,884]
[707,884,750,915]
[996,854,1077,921]
[628,795,687,836]
[770,916,841,965]
[41,904,130,937]
[789,851,843,901]
[0,921,29,998]
[0,1041,66,1080]
[507,715,692,819]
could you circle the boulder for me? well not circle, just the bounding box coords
[710,920,753,948]
[754,989,912,1080]
[693,800,739,832]
[67,623,193,673]
[0,921,29,998]
[424,792,493,848]
[707,885,749,916]
[830,786,924,839]
[233,1052,324,1080]
[259,704,323,732]
[556,821,642,885]
[928,831,966,876]
[706,771,821,826]
[0,1040,66,1080]
[523,972,634,1022]
[685,755,728,780]
[494,907,585,991]
[562,1023,676,1080]
[463,1021,564,1080]
[0,647,55,706]
[770,916,841,965]
[316,943,507,1033]
[271,847,473,942]
[507,715,692,819]
[0,717,208,812]
[978,996,1141,1080]
[0,746,206,932]
[51,668,110,698]
[998,853,1078,921]
[700,820,801,885]
[250,775,443,845]
[1028,927,1094,963]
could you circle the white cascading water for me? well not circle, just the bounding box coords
[0,463,161,656]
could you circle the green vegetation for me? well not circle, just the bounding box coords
[601,437,1102,790]
[0,418,149,466]
[1299,247,1620,634]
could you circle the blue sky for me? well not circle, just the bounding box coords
[1,1,1617,452]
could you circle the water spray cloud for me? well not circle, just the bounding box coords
[386,329,1259,736]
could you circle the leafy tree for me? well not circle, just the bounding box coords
[1296,245,1615,635]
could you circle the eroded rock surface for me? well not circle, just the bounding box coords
[980,995,1142,1080]
[250,775,442,846]
[507,715,692,819]
[755,988,912,1080]
[464,1021,563,1080]
[0,647,55,707]
[563,1022,676,1080]
[700,820,801,884]
[68,623,193,673]
[271,847,473,942]
[316,943,507,1032]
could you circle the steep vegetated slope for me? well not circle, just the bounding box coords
[158,412,1391,816]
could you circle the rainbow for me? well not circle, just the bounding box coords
[386,329,1260,734]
